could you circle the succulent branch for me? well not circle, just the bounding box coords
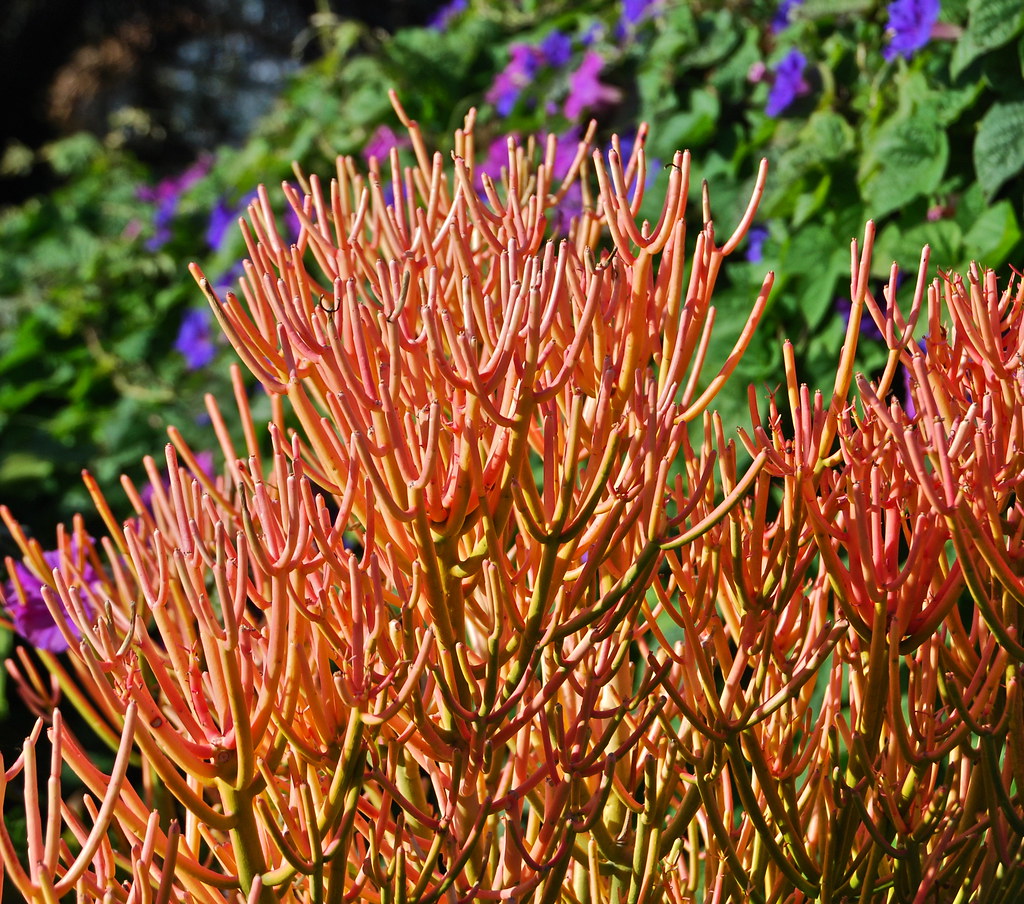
[2,98,1023,901]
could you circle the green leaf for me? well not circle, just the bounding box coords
[648,92,721,157]
[963,199,1022,266]
[894,69,979,128]
[0,450,56,482]
[951,180,984,222]
[858,113,948,219]
[933,78,987,127]
[792,174,832,228]
[951,0,1024,78]
[974,101,1024,198]
[981,43,1024,97]
[800,111,856,165]
[709,28,761,103]
[637,24,695,118]
[42,133,104,176]
[904,220,964,271]
[645,11,696,67]
[795,0,873,17]
[780,225,850,328]
[874,220,964,278]
[678,10,740,70]
[764,116,852,219]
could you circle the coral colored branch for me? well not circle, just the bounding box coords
[3,107,1024,903]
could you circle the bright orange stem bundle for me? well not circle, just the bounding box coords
[2,98,1023,902]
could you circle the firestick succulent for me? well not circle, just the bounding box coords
[2,96,1023,902]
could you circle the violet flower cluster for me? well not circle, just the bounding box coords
[617,0,663,34]
[884,0,941,61]
[3,541,96,653]
[772,0,804,32]
[137,156,211,251]
[761,0,938,117]
[485,24,620,125]
[765,49,809,117]
[427,0,467,30]
[174,307,217,370]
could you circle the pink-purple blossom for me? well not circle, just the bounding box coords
[363,125,411,163]
[428,0,467,30]
[902,362,917,418]
[765,49,809,117]
[487,44,542,116]
[564,52,622,122]
[475,135,518,191]
[546,131,584,235]
[3,543,97,652]
[138,156,212,250]
[883,0,940,61]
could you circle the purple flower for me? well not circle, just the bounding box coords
[772,0,804,32]
[539,30,573,68]
[428,0,467,30]
[746,224,770,263]
[147,205,175,251]
[542,132,657,236]
[475,135,516,190]
[212,260,246,297]
[137,157,211,206]
[139,156,212,251]
[605,133,659,196]
[838,271,909,344]
[175,306,217,370]
[564,52,622,122]
[363,125,410,163]
[883,0,940,61]
[206,189,258,252]
[765,49,809,117]
[580,23,604,47]
[902,340,927,417]
[835,296,885,342]
[206,199,234,251]
[4,543,97,653]
[902,362,917,418]
[545,131,584,234]
[550,184,583,236]
[487,44,541,116]
[285,204,303,241]
[619,0,661,32]
[551,132,581,182]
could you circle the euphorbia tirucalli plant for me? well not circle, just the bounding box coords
[2,96,1024,902]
